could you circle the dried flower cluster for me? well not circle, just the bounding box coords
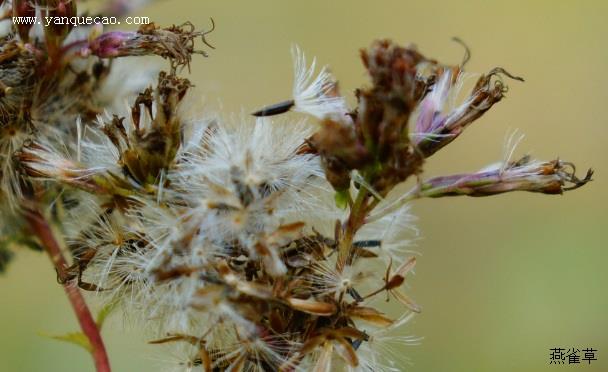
[0,1,592,371]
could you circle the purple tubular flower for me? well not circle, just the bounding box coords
[84,31,136,58]
[367,157,592,224]
[422,158,593,197]
[74,23,213,69]
[415,70,452,136]
[415,67,524,158]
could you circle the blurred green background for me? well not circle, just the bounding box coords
[1,0,606,371]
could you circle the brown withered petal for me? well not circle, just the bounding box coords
[148,336,186,345]
[347,306,394,327]
[286,298,337,316]
[198,346,213,372]
[298,335,327,357]
[332,327,369,340]
[234,280,273,299]
[277,221,307,233]
[269,222,306,246]
[148,333,202,345]
[76,281,105,292]
[153,265,200,281]
[353,247,378,258]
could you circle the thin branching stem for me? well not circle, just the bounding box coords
[24,208,111,372]
[337,186,370,272]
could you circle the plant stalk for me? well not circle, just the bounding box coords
[336,187,370,272]
[25,208,111,372]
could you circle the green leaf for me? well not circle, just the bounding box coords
[334,189,350,210]
[39,331,92,353]
[96,300,119,329]
[39,303,116,354]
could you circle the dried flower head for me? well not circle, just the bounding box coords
[0,2,592,371]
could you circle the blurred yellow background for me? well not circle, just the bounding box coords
[1,0,606,371]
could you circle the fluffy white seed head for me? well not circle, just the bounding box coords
[169,116,326,250]
[291,45,349,121]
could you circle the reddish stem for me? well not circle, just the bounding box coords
[25,209,111,372]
